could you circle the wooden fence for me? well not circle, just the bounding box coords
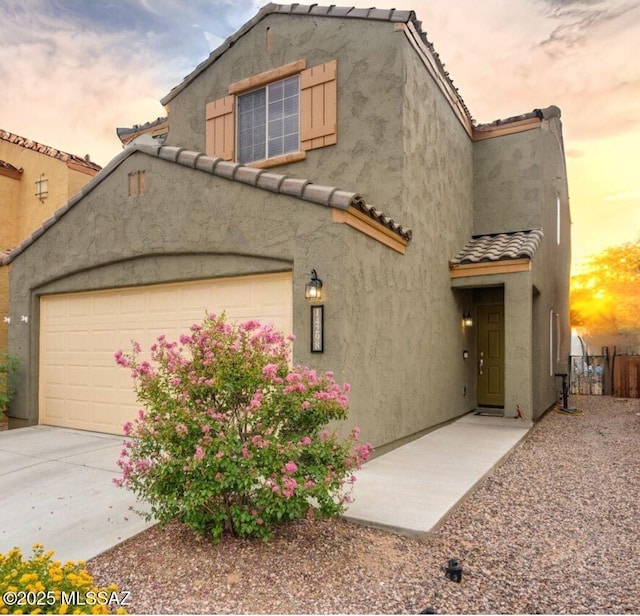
[613,355,640,398]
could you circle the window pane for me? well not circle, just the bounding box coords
[238,89,266,163]
[266,75,299,159]
[283,133,298,152]
[268,138,284,157]
[269,119,284,138]
[282,76,298,98]
[268,100,284,121]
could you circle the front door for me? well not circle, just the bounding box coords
[477,304,505,407]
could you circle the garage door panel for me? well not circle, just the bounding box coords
[43,398,66,421]
[68,365,89,386]
[40,273,292,434]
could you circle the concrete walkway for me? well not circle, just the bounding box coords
[0,413,531,563]
[345,413,532,535]
[0,426,153,562]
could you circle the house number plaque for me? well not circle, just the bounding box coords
[311,305,324,353]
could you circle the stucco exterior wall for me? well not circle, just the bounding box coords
[473,129,543,235]
[530,117,571,418]
[0,264,8,353]
[0,141,96,244]
[165,14,406,209]
[7,152,353,426]
[6,11,571,446]
[1,143,97,356]
[471,115,570,420]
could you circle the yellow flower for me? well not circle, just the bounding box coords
[58,604,68,615]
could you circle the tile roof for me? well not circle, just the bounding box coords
[0,159,21,172]
[160,3,473,122]
[0,129,102,172]
[2,143,411,265]
[475,105,561,132]
[450,229,543,265]
[116,117,168,146]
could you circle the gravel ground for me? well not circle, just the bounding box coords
[88,396,640,614]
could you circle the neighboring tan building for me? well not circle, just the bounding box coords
[4,5,571,449]
[0,130,101,354]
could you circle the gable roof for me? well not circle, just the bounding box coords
[161,3,562,140]
[450,229,544,266]
[1,143,411,266]
[160,3,474,124]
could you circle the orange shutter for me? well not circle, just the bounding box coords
[205,95,235,160]
[300,60,337,151]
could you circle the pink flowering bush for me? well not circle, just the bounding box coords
[114,313,373,540]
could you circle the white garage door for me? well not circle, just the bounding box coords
[39,273,292,434]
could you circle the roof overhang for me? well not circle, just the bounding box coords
[449,257,531,279]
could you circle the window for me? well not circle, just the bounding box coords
[237,75,300,164]
[206,59,337,166]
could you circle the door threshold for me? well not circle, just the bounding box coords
[474,408,505,417]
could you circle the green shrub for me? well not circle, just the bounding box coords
[114,313,373,540]
[0,354,19,414]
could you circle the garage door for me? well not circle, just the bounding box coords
[39,273,292,434]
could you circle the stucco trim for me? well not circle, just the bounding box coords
[332,207,408,254]
[0,165,22,180]
[229,59,307,94]
[471,117,541,141]
[249,151,306,169]
[449,258,532,278]
[66,161,100,176]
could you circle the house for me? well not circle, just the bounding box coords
[0,130,101,355]
[2,4,570,449]
[116,117,168,148]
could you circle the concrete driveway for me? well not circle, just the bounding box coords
[0,426,154,562]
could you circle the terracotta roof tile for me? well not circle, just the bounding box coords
[2,143,412,265]
[451,229,543,265]
[0,129,101,172]
[0,159,21,172]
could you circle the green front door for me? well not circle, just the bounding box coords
[477,304,505,407]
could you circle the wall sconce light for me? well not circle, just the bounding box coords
[35,173,49,201]
[463,312,473,327]
[304,269,323,301]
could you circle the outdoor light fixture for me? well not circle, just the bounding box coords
[445,559,463,583]
[463,312,473,327]
[35,173,49,201]
[304,269,323,300]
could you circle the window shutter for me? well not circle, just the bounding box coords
[205,95,235,160]
[300,60,337,151]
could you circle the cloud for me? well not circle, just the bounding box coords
[0,0,262,165]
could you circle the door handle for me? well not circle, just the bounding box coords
[478,356,484,375]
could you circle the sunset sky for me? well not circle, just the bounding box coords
[1,0,638,271]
